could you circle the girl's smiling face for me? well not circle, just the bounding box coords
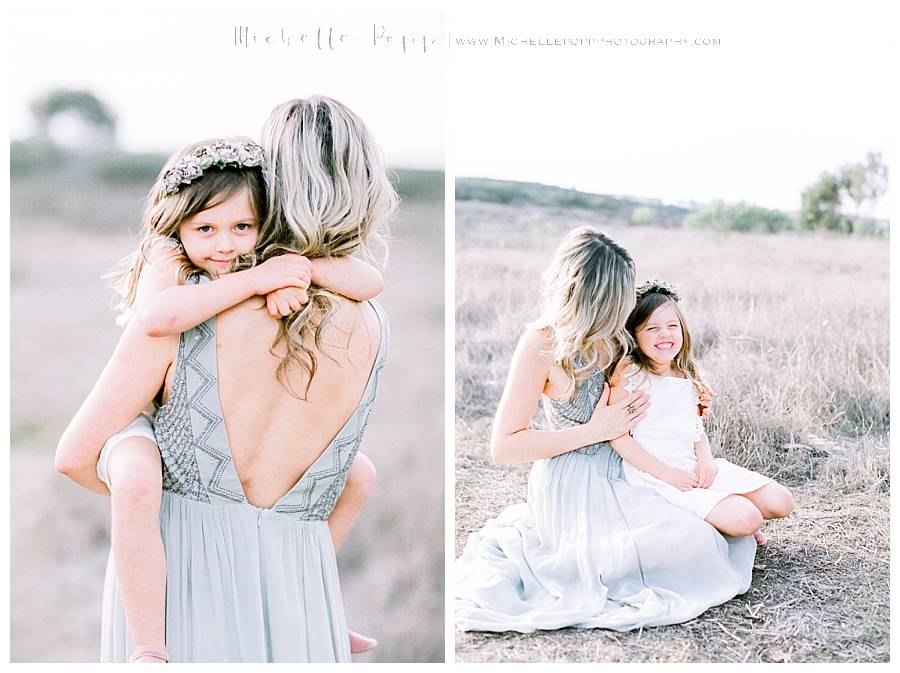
[635,302,684,371]
[178,185,259,277]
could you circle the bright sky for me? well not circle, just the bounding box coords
[10,1,895,215]
[10,3,445,169]
[447,1,894,217]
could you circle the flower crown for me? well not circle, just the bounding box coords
[636,278,681,302]
[161,140,264,196]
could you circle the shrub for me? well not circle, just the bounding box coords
[684,200,795,233]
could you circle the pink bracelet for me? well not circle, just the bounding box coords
[129,647,169,663]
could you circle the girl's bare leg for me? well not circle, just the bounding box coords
[740,482,795,520]
[329,452,376,552]
[329,452,377,654]
[705,495,764,537]
[106,437,167,663]
[741,482,793,544]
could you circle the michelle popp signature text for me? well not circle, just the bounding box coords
[233,25,439,54]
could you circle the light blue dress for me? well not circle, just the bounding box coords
[99,300,388,662]
[456,365,756,632]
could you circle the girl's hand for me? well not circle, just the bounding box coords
[266,286,309,318]
[586,383,650,442]
[252,254,313,295]
[697,383,716,418]
[694,458,719,488]
[660,466,698,491]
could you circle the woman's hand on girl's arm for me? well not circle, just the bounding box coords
[55,321,177,495]
[586,384,650,442]
[600,357,651,440]
[607,360,694,490]
[310,256,384,302]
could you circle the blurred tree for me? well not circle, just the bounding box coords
[841,161,867,233]
[802,153,888,235]
[683,200,794,233]
[30,88,117,149]
[799,171,850,232]
[863,152,889,202]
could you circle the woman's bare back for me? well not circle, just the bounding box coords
[162,295,382,509]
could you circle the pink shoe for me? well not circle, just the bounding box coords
[753,529,767,545]
[349,629,378,654]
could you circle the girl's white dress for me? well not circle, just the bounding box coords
[623,369,771,519]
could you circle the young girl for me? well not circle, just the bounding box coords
[100,137,383,662]
[609,279,794,544]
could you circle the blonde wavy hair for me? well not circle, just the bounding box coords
[255,96,398,396]
[105,137,268,317]
[534,227,636,401]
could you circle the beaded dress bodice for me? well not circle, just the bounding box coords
[153,301,388,522]
[541,365,611,456]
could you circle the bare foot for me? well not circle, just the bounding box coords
[753,529,767,545]
[349,629,378,654]
[130,645,168,663]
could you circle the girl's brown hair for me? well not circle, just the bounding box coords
[106,137,268,318]
[625,291,706,393]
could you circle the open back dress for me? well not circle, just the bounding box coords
[100,300,388,662]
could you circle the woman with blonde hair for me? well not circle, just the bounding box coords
[455,226,758,633]
[56,96,395,662]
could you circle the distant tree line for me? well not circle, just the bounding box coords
[13,88,440,202]
[457,154,888,237]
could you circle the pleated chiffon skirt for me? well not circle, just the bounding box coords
[100,491,350,662]
[456,446,757,633]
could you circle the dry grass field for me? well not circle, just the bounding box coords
[10,179,444,663]
[454,200,889,663]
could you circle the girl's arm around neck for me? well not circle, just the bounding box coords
[135,248,312,337]
[310,256,384,301]
[138,271,260,337]
[131,245,259,337]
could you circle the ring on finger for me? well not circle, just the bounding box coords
[626,404,636,415]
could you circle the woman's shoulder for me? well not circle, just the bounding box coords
[320,296,386,350]
[517,324,554,356]
[329,294,382,324]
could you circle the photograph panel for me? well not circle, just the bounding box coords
[452,2,890,663]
